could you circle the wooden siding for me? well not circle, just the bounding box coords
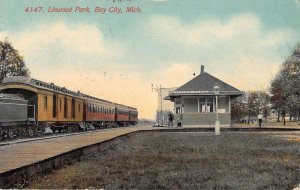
[37,89,84,122]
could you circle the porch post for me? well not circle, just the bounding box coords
[228,96,231,113]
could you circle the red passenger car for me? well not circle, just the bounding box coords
[83,95,116,128]
[115,103,130,126]
[128,106,138,125]
[83,95,138,128]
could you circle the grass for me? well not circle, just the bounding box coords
[28,132,300,189]
[233,120,300,128]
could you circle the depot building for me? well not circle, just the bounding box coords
[166,65,243,127]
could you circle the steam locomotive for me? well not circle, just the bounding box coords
[0,76,138,140]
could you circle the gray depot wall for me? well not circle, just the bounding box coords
[174,113,231,127]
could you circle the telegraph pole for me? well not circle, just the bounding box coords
[152,84,164,126]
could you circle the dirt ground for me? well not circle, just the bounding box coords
[28,132,300,189]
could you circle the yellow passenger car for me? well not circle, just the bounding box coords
[0,76,84,132]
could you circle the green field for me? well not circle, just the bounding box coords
[28,132,300,189]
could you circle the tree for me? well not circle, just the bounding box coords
[270,42,300,124]
[231,91,270,123]
[231,95,247,122]
[270,75,285,122]
[248,91,271,122]
[0,39,30,83]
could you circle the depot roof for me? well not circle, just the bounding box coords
[168,65,243,100]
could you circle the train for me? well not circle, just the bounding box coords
[0,76,138,140]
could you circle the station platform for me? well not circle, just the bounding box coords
[0,126,154,174]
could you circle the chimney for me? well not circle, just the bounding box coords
[200,65,204,74]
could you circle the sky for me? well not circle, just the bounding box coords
[0,0,300,119]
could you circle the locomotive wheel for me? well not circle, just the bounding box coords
[28,128,34,137]
[8,129,14,139]
[36,128,42,136]
[15,129,21,138]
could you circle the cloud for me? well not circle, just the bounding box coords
[152,63,195,87]
[0,13,298,119]
[0,22,120,78]
[0,22,156,119]
[146,13,295,50]
[144,13,298,91]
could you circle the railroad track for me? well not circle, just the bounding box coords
[0,126,135,147]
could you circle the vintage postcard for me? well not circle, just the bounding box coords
[0,0,300,189]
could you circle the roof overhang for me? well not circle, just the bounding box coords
[167,90,244,101]
[164,96,171,100]
[169,90,244,96]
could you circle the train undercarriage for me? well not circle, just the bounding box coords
[0,122,43,140]
[0,120,137,141]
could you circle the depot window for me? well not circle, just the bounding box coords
[182,97,217,114]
